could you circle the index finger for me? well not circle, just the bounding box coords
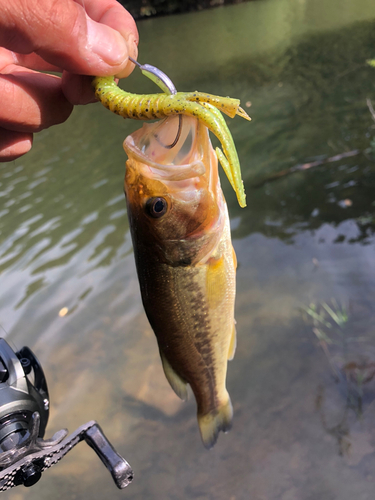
[0,0,138,77]
[72,0,138,78]
[75,0,138,42]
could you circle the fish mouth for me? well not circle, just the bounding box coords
[123,115,211,182]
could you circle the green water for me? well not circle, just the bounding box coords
[2,0,375,498]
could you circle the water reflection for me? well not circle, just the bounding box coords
[224,20,375,242]
[0,12,375,299]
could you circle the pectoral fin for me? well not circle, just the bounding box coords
[227,322,237,361]
[232,246,237,269]
[206,255,227,307]
[160,350,188,401]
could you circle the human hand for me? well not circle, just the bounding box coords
[0,0,138,161]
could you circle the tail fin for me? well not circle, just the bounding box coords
[198,395,233,449]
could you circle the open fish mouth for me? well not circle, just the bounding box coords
[123,115,211,182]
[124,113,225,258]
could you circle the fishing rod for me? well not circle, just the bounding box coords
[0,338,133,491]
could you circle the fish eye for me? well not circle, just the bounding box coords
[145,197,168,218]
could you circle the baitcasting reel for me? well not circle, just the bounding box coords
[0,338,133,491]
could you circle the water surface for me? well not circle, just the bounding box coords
[2,0,375,498]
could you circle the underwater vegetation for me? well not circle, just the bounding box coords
[304,301,375,456]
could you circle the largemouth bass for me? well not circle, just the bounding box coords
[124,115,237,448]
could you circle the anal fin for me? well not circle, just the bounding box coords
[160,350,188,401]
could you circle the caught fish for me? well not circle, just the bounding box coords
[93,63,250,448]
[123,116,237,448]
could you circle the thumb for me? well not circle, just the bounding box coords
[0,0,138,76]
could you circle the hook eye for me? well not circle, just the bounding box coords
[129,57,177,95]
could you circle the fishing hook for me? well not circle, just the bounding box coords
[129,57,182,149]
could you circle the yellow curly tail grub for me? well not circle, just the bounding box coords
[183,92,251,121]
[93,75,249,207]
[199,101,246,207]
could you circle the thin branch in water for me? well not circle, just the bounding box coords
[252,149,361,188]
[366,98,375,123]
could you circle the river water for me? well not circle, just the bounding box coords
[2,0,375,498]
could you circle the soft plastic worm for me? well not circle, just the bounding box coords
[93,75,250,208]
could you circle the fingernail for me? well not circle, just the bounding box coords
[114,34,138,79]
[86,18,128,66]
[126,33,138,60]
[0,135,33,161]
